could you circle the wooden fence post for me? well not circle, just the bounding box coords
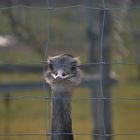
[87,1,112,140]
[100,9,112,140]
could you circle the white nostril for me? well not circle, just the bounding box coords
[55,72,58,76]
[62,72,66,77]
[54,70,66,78]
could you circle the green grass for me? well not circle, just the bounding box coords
[0,67,140,140]
[0,48,140,140]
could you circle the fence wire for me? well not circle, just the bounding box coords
[0,0,140,139]
[0,132,140,137]
[1,5,140,10]
[0,96,140,101]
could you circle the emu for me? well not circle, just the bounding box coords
[44,54,82,140]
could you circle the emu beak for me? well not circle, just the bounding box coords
[51,70,71,80]
[56,70,64,79]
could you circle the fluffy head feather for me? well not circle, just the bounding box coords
[44,54,82,89]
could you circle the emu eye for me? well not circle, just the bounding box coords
[71,65,76,71]
[49,63,54,71]
[71,61,77,71]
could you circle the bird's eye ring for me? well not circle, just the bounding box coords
[71,65,76,71]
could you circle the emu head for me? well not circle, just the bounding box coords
[44,54,82,89]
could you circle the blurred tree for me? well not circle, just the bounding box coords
[130,0,140,80]
[1,0,47,57]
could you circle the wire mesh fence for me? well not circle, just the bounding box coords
[0,0,140,140]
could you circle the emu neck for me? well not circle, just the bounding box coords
[51,86,73,140]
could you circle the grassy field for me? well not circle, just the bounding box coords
[0,57,140,140]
